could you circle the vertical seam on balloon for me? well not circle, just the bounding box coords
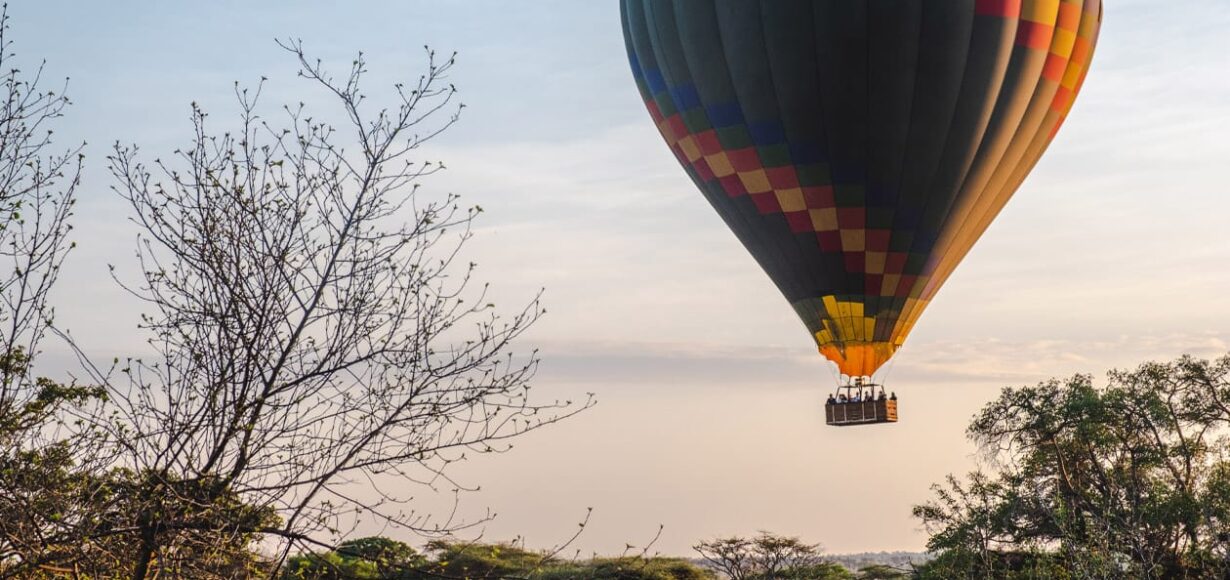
[1049,0,1102,137]
[981,0,1092,239]
[874,2,926,347]
[753,2,831,342]
[803,0,851,366]
[802,0,838,360]
[950,0,1076,267]
[643,1,734,290]
[670,1,804,317]
[883,3,975,350]
[922,0,1053,299]
[994,0,1102,232]
[702,1,809,313]
[641,0,759,306]
[924,6,1103,333]
[887,0,993,346]
[812,4,865,365]
[897,1,1038,341]
[923,0,1071,303]
[777,1,835,357]
[858,0,871,354]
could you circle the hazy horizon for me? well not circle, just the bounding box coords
[11,0,1230,555]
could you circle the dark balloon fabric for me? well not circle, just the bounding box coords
[621,0,1102,377]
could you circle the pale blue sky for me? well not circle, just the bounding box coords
[11,1,1230,554]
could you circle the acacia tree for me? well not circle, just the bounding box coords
[98,41,588,577]
[693,532,847,580]
[914,354,1230,579]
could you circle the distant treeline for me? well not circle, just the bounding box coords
[826,552,930,574]
[283,534,903,579]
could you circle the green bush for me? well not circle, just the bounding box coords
[282,537,424,579]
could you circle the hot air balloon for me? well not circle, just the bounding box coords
[621,0,1102,426]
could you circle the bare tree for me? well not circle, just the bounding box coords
[0,3,106,576]
[0,2,80,433]
[97,41,589,577]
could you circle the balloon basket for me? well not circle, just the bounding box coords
[824,377,898,427]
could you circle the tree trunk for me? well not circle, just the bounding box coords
[131,522,157,580]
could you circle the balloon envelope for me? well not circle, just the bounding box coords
[621,0,1102,377]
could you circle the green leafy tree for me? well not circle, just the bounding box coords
[417,540,550,579]
[562,557,715,580]
[849,564,905,580]
[283,536,425,579]
[915,354,1230,579]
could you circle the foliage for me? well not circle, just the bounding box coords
[419,539,550,579]
[851,564,905,579]
[285,539,714,580]
[283,536,426,579]
[914,354,1230,579]
[3,462,277,577]
[555,556,714,580]
[912,550,1073,580]
[772,562,854,579]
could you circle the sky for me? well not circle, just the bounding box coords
[10,0,1230,556]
